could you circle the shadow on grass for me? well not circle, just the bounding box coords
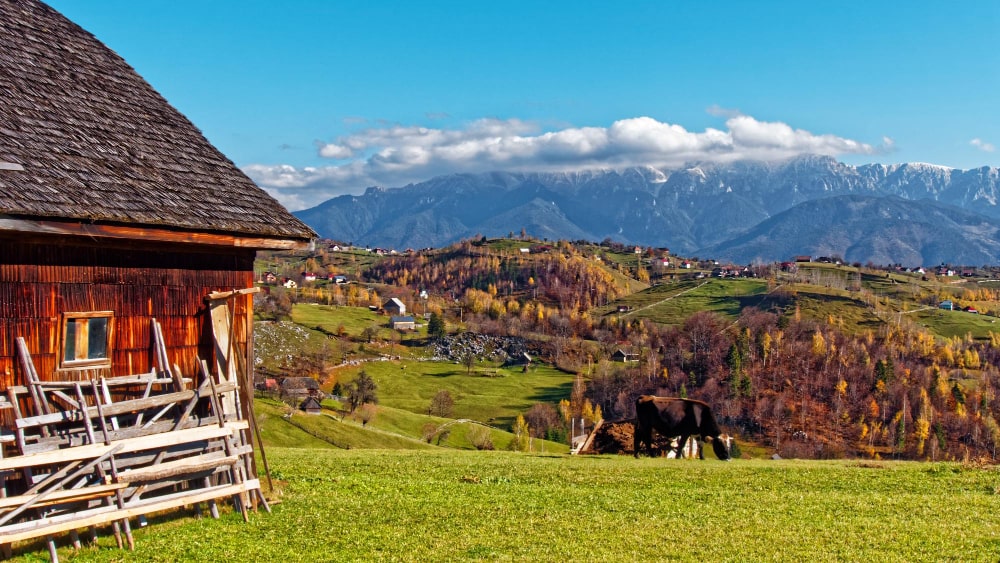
[528,380,575,403]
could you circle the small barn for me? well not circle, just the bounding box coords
[383,297,407,316]
[0,0,316,554]
[299,396,323,415]
[612,349,640,363]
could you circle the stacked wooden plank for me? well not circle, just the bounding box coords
[0,329,266,561]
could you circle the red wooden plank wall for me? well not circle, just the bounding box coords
[0,237,254,391]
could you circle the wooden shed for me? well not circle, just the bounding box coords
[0,1,316,555]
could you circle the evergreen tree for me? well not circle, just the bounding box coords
[427,312,446,338]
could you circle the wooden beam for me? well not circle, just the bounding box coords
[0,421,248,472]
[207,287,260,300]
[0,216,313,250]
[16,382,238,429]
[0,480,260,543]
[118,453,238,483]
[0,483,127,511]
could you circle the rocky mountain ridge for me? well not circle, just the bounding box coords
[294,155,1000,264]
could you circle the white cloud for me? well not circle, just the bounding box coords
[245,113,886,210]
[971,138,996,153]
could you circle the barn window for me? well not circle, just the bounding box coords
[59,311,114,369]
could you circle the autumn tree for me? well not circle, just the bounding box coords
[346,369,378,413]
[461,351,476,375]
[510,415,531,452]
[524,403,564,441]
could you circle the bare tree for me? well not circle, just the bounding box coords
[462,351,476,375]
[357,403,377,427]
[428,389,455,418]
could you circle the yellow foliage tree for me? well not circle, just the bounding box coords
[811,331,827,357]
[511,415,531,452]
[914,417,930,456]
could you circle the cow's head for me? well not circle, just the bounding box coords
[707,434,732,461]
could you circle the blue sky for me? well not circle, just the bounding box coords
[48,1,999,210]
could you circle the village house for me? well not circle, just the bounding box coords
[302,272,318,282]
[0,0,317,551]
[390,315,416,331]
[280,377,323,401]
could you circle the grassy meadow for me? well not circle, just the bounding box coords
[254,397,568,453]
[331,359,576,429]
[16,450,1000,562]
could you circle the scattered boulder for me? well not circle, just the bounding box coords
[429,333,537,364]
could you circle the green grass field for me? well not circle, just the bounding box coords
[603,279,769,325]
[21,450,1000,562]
[290,303,405,342]
[912,307,1000,341]
[333,359,576,430]
[256,396,569,454]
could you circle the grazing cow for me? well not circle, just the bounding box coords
[634,396,731,460]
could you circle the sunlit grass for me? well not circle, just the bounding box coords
[331,359,575,430]
[25,450,1000,562]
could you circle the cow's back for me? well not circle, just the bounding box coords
[636,396,690,432]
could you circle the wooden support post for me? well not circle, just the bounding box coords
[72,384,127,550]
[90,381,133,550]
[152,319,184,392]
[203,360,247,520]
[16,338,52,436]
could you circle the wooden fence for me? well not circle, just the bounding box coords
[1,314,266,561]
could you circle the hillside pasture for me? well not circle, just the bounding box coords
[791,291,884,334]
[290,303,404,342]
[22,450,1000,561]
[607,279,769,325]
[332,359,576,430]
[911,307,1000,341]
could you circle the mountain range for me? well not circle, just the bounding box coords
[293,155,1000,265]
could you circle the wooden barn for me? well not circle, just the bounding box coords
[0,0,315,557]
[0,0,314,395]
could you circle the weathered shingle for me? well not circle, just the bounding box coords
[0,0,315,242]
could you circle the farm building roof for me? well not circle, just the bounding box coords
[281,377,320,390]
[0,0,315,244]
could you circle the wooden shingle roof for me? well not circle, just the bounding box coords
[0,0,315,246]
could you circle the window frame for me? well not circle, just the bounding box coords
[58,311,115,371]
